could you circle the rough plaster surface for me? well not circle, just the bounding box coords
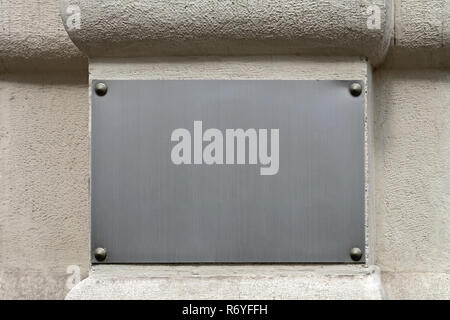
[0,73,89,299]
[374,69,450,273]
[0,0,86,71]
[384,0,450,68]
[58,0,450,67]
[382,272,450,299]
[374,69,450,298]
[1,0,450,300]
[394,0,450,49]
[66,265,385,300]
[59,0,392,65]
[1,1,449,70]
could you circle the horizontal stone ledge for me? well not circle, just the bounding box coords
[3,1,448,70]
[59,0,393,65]
[383,0,450,68]
[382,271,450,299]
[66,265,386,300]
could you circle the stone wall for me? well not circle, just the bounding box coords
[1,0,449,299]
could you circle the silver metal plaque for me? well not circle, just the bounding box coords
[91,80,365,263]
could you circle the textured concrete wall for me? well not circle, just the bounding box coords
[374,69,450,299]
[1,0,450,299]
[0,0,88,298]
[0,0,86,71]
[59,0,392,65]
[0,0,89,299]
[0,73,89,299]
[384,0,450,68]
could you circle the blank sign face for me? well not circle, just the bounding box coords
[91,80,365,263]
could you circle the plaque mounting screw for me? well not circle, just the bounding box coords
[94,247,107,262]
[350,247,362,261]
[94,82,108,96]
[349,82,362,97]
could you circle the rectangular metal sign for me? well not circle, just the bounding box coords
[91,80,365,263]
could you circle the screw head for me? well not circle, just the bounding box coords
[349,82,362,97]
[94,247,107,262]
[94,82,108,96]
[350,247,362,261]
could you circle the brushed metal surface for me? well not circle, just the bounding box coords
[91,80,365,263]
